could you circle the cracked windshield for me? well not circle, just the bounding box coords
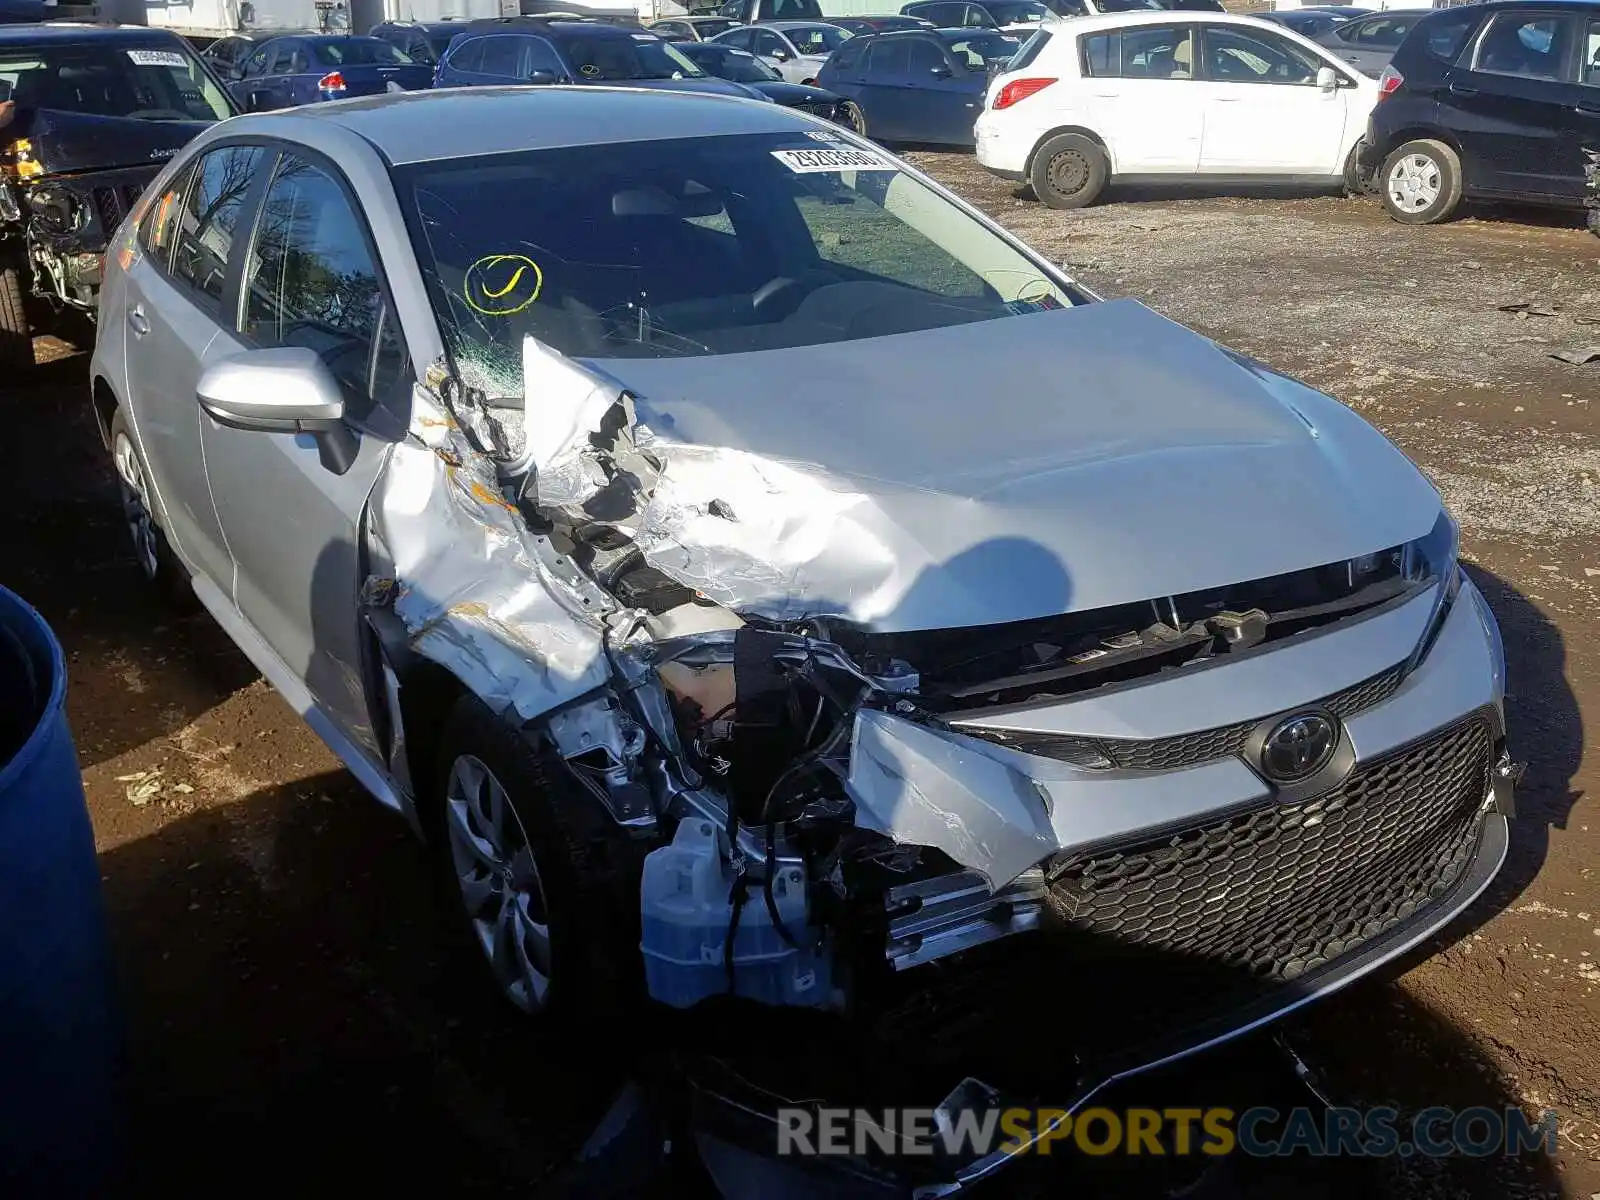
[399,131,1075,397]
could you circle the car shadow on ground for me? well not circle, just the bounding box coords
[0,351,260,769]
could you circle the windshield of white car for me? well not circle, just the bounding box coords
[0,43,233,121]
[986,2,1051,24]
[399,132,1082,389]
[784,25,854,54]
[560,35,707,80]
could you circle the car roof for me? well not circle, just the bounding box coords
[0,22,193,45]
[762,19,840,29]
[246,84,810,165]
[459,16,635,36]
[1024,9,1336,34]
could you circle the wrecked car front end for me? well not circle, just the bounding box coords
[360,297,1513,1192]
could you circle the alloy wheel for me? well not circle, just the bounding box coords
[1387,153,1441,214]
[111,431,160,582]
[445,753,553,1013]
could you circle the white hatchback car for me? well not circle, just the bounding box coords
[975,12,1380,207]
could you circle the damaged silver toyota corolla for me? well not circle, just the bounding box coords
[91,86,1517,1191]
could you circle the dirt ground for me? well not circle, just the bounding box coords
[2,165,1597,1198]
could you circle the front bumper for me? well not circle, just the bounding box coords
[685,575,1515,1195]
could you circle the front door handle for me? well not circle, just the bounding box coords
[1575,100,1600,114]
[1449,82,1479,97]
[127,307,150,337]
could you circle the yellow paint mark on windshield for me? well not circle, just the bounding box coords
[463,253,544,317]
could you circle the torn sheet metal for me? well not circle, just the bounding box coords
[846,709,1058,892]
[371,382,614,722]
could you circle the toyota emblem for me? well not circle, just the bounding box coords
[1260,712,1337,784]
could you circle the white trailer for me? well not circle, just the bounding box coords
[142,0,645,42]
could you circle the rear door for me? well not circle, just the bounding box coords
[1195,22,1353,173]
[1446,9,1581,199]
[856,35,915,138]
[200,150,408,757]
[1576,17,1600,202]
[1078,24,1204,172]
[119,145,268,592]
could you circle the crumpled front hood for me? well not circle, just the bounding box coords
[14,108,216,174]
[583,298,1442,632]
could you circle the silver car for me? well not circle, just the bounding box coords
[91,86,1515,1190]
[710,19,851,82]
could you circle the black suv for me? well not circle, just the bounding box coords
[0,24,236,367]
[1359,0,1600,229]
[367,19,470,67]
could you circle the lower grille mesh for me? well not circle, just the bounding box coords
[1048,714,1491,981]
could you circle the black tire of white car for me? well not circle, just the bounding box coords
[433,694,634,1025]
[1379,138,1463,225]
[1342,138,1370,198]
[108,408,193,607]
[0,250,33,371]
[1030,133,1108,210]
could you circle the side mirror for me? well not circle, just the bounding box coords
[525,68,558,84]
[771,48,790,60]
[197,347,359,473]
[931,63,952,77]
[1316,65,1337,92]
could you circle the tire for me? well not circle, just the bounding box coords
[433,694,636,1023]
[841,100,868,139]
[108,408,193,607]
[1587,206,1600,239]
[1379,138,1463,225]
[1342,138,1371,198]
[0,248,34,372]
[1028,132,1109,210]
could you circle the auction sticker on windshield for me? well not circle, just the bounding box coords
[772,147,895,174]
[127,49,191,69]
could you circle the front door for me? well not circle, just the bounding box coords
[902,36,984,144]
[119,145,268,592]
[1446,9,1581,199]
[199,151,406,757]
[1196,24,1351,174]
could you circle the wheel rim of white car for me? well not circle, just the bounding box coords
[1046,147,1090,197]
[445,753,552,1013]
[111,431,160,581]
[1387,153,1441,213]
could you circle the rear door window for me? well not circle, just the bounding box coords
[1349,15,1418,48]
[1084,26,1195,79]
[866,36,912,73]
[171,145,265,311]
[446,37,484,72]
[477,35,522,77]
[1471,12,1573,81]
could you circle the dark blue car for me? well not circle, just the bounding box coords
[432,17,765,100]
[815,26,1020,145]
[229,34,434,112]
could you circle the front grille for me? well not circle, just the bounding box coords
[1048,714,1491,981]
[89,182,148,236]
[1093,663,1406,771]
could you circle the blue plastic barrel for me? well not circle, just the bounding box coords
[0,585,119,1196]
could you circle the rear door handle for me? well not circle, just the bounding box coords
[127,307,150,337]
[1448,83,1479,97]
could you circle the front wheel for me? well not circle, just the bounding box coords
[1379,138,1463,225]
[0,247,34,371]
[1029,132,1109,210]
[434,695,634,1022]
